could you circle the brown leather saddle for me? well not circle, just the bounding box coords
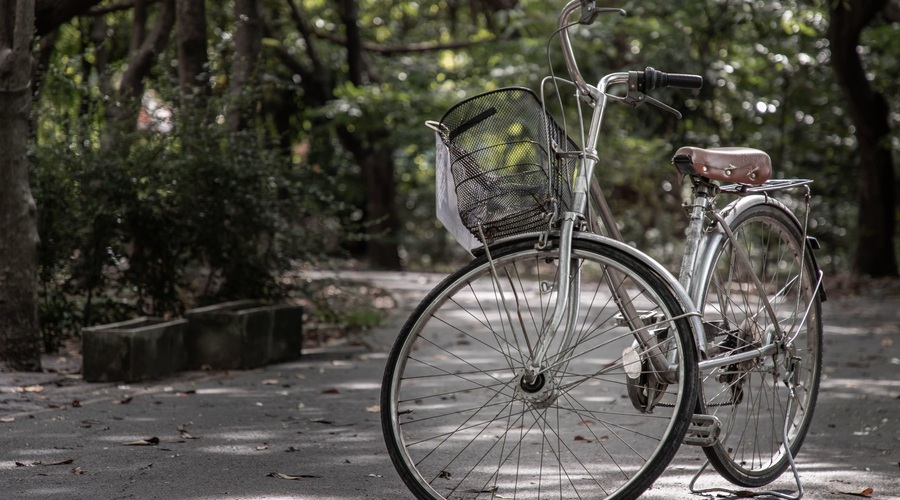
[672,146,772,185]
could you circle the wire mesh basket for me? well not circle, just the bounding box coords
[436,87,579,244]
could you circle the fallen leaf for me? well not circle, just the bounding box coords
[39,459,74,466]
[577,420,595,426]
[123,437,160,446]
[256,444,269,451]
[883,338,893,347]
[573,435,609,443]
[365,405,380,413]
[17,458,75,469]
[367,473,383,478]
[22,385,44,393]
[321,387,340,394]
[285,446,299,452]
[438,470,452,479]
[836,488,874,498]
[464,486,498,494]
[177,424,199,439]
[113,397,133,405]
[309,418,334,425]
[262,379,279,385]
[71,467,85,475]
[71,400,82,408]
[266,472,321,480]
[0,417,15,423]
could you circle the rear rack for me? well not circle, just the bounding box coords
[719,179,813,194]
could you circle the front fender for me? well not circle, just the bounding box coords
[474,231,707,358]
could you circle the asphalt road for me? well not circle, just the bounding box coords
[1,271,897,499]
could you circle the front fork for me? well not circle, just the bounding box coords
[525,216,680,387]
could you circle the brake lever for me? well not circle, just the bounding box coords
[644,94,683,119]
[579,1,626,25]
[621,91,683,120]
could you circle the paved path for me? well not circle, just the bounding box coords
[1,271,897,499]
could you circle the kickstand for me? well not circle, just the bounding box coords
[689,385,804,499]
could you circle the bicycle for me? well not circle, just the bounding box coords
[380,1,825,499]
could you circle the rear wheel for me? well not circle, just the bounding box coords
[382,237,698,499]
[697,204,823,487]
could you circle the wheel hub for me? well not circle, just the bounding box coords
[516,372,559,409]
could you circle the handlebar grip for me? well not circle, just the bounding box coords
[641,67,703,91]
[665,72,703,90]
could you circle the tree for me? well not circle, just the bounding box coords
[228,0,262,133]
[34,0,102,37]
[334,0,401,269]
[103,0,176,150]
[0,0,41,371]
[176,0,209,101]
[828,0,897,277]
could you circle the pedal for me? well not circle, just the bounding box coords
[683,414,721,447]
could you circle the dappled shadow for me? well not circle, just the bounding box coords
[0,341,411,499]
[0,294,896,499]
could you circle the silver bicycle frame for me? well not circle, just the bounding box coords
[526,1,690,383]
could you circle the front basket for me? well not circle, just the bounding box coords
[436,87,579,243]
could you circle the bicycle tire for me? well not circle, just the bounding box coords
[696,203,823,487]
[382,236,698,499]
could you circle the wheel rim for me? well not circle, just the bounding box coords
[386,243,695,499]
[699,214,821,482]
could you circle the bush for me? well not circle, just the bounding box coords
[32,98,340,349]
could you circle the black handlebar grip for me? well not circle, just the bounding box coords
[665,72,703,90]
[642,67,703,91]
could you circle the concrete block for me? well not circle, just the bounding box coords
[82,317,188,383]
[185,301,302,369]
[268,304,304,363]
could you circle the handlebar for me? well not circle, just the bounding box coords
[558,0,624,99]
[559,1,703,101]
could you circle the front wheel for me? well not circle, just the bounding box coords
[696,203,823,487]
[382,237,698,499]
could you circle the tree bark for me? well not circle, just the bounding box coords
[228,0,262,133]
[175,0,209,100]
[119,0,175,104]
[0,0,42,371]
[101,0,175,152]
[828,0,898,277]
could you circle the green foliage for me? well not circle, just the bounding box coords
[32,84,338,347]
[27,0,898,349]
[303,0,896,272]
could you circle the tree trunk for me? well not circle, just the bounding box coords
[0,0,41,371]
[176,0,209,100]
[34,0,103,37]
[337,0,401,269]
[338,0,365,85]
[228,0,262,133]
[828,0,898,277]
[361,149,402,269]
[119,1,176,108]
[101,0,176,151]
